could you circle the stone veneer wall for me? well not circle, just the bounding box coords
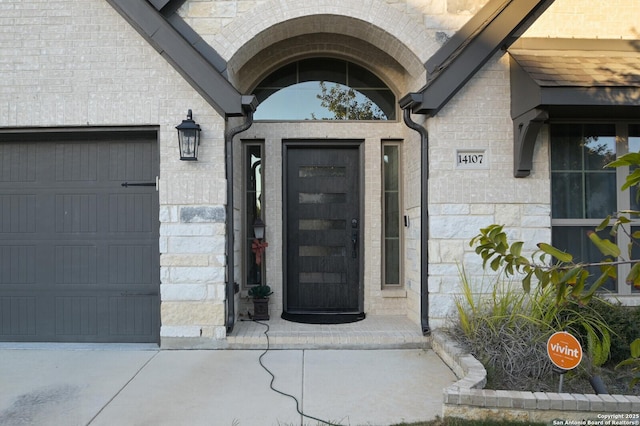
[433,331,640,422]
[0,0,229,347]
[423,50,551,328]
[3,0,639,348]
[238,122,414,318]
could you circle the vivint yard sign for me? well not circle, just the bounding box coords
[547,331,583,370]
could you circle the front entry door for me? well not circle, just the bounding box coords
[283,143,364,323]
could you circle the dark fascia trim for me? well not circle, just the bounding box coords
[509,39,640,177]
[148,0,172,11]
[149,0,186,16]
[0,125,159,142]
[149,0,228,78]
[509,39,640,119]
[165,15,228,76]
[403,0,555,116]
[510,37,640,52]
[105,0,245,117]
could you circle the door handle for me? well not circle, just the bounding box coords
[351,231,358,258]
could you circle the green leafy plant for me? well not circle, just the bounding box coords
[591,298,640,365]
[470,224,615,306]
[248,284,273,299]
[454,265,612,394]
[468,227,612,367]
[616,338,640,388]
[467,149,640,387]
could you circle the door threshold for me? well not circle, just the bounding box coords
[282,311,366,324]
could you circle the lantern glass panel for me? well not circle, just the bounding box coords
[180,130,198,160]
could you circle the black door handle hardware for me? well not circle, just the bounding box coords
[121,182,155,187]
[351,231,358,258]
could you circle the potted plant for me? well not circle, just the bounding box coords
[249,229,271,320]
[248,284,272,320]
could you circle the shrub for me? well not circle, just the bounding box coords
[452,267,612,391]
[590,298,640,365]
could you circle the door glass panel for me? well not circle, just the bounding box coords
[299,193,346,204]
[299,246,346,257]
[299,272,345,283]
[299,220,346,230]
[299,166,346,178]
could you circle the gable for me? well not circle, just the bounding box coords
[400,0,556,115]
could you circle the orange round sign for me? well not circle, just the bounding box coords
[547,331,582,370]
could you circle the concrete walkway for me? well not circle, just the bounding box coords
[0,347,456,426]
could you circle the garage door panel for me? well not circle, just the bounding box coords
[0,297,36,336]
[108,245,153,284]
[0,136,159,343]
[55,194,98,233]
[55,245,97,285]
[109,142,156,181]
[109,296,157,337]
[0,245,36,285]
[0,194,37,233]
[55,296,98,336]
[0,144,37,182]
[55,143,98,182]
[109,193,154,233]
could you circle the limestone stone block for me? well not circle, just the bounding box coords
[161,301,225,326]
[161,284,207,301]
[160,325,201,338]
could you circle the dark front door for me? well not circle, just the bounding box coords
[283,143,364,323]
[0,135,160,343]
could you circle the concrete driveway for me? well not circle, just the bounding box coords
[0,347,456,426]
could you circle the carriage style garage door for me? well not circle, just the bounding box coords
[0,131,160,343]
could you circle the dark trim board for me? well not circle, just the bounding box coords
[401,0,556,116]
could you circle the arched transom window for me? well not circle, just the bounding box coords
[253,58,396,121]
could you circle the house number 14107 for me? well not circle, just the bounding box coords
[456,150,487,169]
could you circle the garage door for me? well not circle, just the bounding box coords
[0,132,160,343]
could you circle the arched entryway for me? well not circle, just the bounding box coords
[227,13,423,325]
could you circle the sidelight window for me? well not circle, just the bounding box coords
[382,142,402,287]
[243,143,264,288]
[551,123,640,294]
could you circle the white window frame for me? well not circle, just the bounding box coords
[551,121,640,296]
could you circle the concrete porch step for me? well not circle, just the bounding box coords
[227,314,432,349]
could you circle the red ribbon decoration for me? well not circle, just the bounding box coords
[252,239,269,265]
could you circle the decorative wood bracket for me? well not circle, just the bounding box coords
[513,108,548,178]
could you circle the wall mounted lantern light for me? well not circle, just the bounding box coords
[253,217,266,240]
[176,109,201,161]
